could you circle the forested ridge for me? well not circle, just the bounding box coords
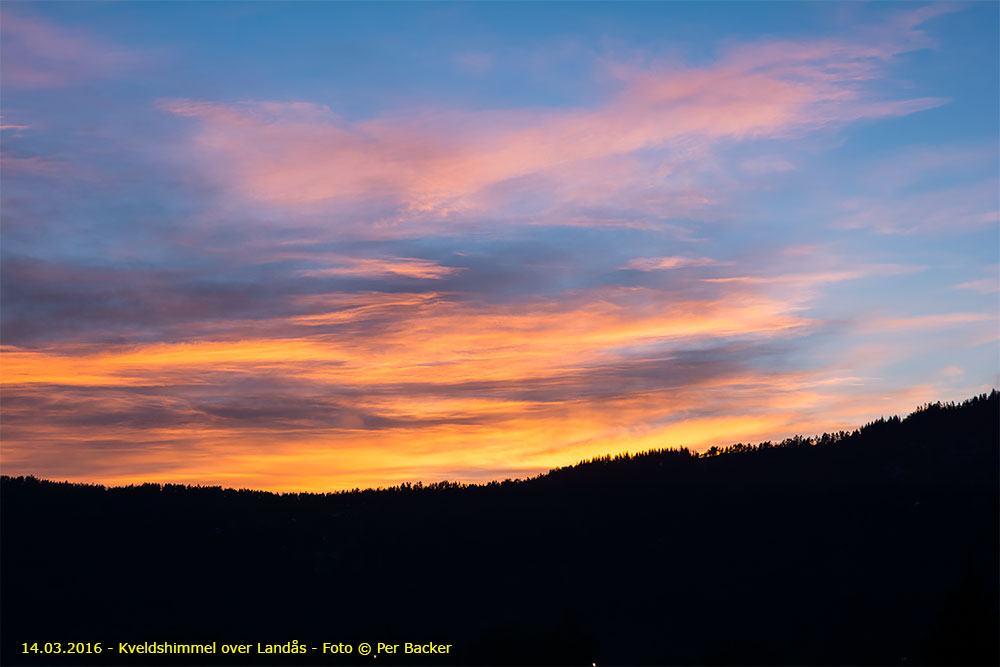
[3,391,997,665]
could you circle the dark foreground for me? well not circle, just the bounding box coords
[3,392,998,666]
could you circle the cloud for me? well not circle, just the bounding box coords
[2,261,987,490]
[622,256,718,271]
[158,10,948,231]
[865,312,996,332]
[1,270,828,490]
[954,278,1000,294]
[938,365,964,378]
[298,257,462,280]
[0,11,141,88]
[455,51,494,74]
[828,143,999,235]
[741,156,796,174]
[834,180,999,235]
[696,263,924,301]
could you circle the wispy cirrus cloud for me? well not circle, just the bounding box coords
[622,256,719,271]
[954,279,999,294]
[864,311,995,332]
[455,51,494,74]
[157,8,948,231]
[297,257,462,280]
[834,180,999,235]
[0,10,142,88]
[829,143,999,235]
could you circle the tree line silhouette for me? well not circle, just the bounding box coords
[3,391,997,665]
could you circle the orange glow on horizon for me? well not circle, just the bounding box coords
[4,277,981,492]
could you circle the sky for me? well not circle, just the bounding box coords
[1,1,997,492]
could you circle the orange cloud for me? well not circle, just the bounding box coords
[298,257,461,279]
[9,247,983,492]
[1,285,814,387]
[2,278,834,490]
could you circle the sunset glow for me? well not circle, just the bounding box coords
[2,2,997,491]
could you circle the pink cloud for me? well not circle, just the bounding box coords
[938,364,964,378]
[741,156,796,174]
[455,51,494,74]
[622,256,718,271]
[298,257,461,280]
[866,312,996,332]
[1,11,140,88]
[829,143,999,235]
[697,264,924,306]
[1,155,71,177]
[954,278,1000,294]
[159,9,949,229]
[834,180,999,234]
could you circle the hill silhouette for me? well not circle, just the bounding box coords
[3,391,997,665]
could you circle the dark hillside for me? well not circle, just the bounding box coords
[3,391,997,665]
